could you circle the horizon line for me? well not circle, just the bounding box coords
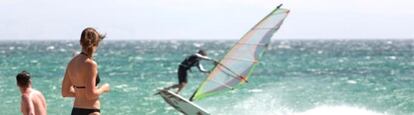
[0,38,413,41]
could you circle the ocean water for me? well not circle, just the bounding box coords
[0,40,413,115]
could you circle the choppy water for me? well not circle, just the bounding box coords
[0,40,413,115]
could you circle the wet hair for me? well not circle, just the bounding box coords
[16,71,31,88]
[80,27,105,57]
[198,49,207,56]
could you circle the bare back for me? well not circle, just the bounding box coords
[21,89,47,115]
[65,54,100,109]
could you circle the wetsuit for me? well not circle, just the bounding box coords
[178,53,211,84]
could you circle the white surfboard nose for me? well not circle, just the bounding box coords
[158,90,210,115]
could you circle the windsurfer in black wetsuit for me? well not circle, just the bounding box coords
[164,49,217,94]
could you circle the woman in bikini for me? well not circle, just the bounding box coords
[61,27,110,115]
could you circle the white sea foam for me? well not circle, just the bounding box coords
[114,84,128,89]
[46,46,55,50]
[338,59,344,63]
[386,41,393,44]
[388,56,397,60]
[278,44,291,49]
[67,43,73,47]
[30,60,39,64]
[248,89,263,93]
[193,42,204,47]
[217,96,385,115]
[9,46,15,50]
[346,80,357,84]
[296,106,384,115]
[154,57,167,61]
[317,50,324,54]
[134,56,143,60]
[59,48,66,52]
[208,86,385,115]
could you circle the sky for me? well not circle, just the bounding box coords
[0,0,413,40]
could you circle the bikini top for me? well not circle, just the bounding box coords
[73,52,101,89]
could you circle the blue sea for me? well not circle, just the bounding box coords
[0,40,413,115]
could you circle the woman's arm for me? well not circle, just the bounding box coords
[85,61,110,100]
[61,67,75,97]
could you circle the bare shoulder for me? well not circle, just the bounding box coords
[21,93,30,101]
[67,56,77,65]
[66,57,77,72]
[30,89,46,105]
[84,59,97,68]
[32,89,44,97]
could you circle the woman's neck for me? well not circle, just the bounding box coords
[81,49,92,58]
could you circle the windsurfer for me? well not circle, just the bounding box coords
[164,49,217,94]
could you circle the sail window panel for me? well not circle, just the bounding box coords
[203,60,252,93]
[224,44,257,61]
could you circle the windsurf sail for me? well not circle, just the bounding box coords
[190,4,290,101]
